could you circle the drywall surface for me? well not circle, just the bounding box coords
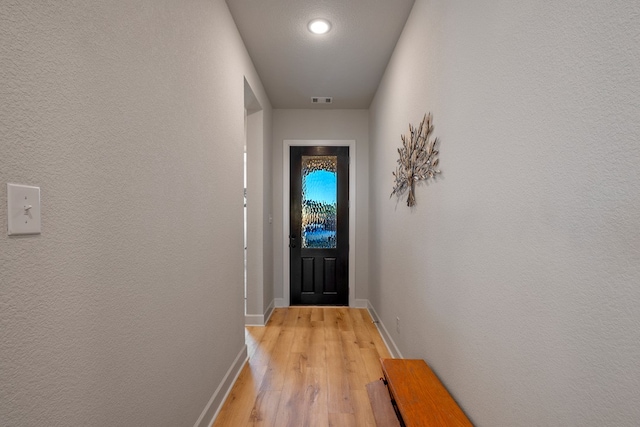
[369,0,640,426]
[244,77,274,323]
[246,108,263,319]
[0,0,270,425]
[262,108,274,312]
[245,107,274,319]
[272,109,369,302]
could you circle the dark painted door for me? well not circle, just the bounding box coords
[290,146,349,305]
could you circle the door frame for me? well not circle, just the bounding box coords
[282,139,356,307]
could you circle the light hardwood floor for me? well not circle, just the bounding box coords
[212,307,392,427]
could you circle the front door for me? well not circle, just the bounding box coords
[289,146,349,305]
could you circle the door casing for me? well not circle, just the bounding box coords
[282,139,356,307]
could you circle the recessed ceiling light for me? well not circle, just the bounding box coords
[308,19,331,35]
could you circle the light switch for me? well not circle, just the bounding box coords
[7,183,41,235]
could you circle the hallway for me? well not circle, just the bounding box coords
[2,1,639,425]
[213,307,391,426]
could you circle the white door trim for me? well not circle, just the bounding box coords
[282,139,356,307]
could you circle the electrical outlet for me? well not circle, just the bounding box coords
[396,316,400,334]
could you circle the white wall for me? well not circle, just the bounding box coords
[245,88,274,323]
[261,110,274,313]
[272,109,369,303]
[369,0,640,426]
[0,0,270,425]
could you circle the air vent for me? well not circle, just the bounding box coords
[311,97,333,104]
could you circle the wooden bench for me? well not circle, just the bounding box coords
[366,358,473,426]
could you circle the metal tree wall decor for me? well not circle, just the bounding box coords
[391,113,441,207]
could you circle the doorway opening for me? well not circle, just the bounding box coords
[289,146,349,305]
[244,78,272,325]
[282,140,356,307]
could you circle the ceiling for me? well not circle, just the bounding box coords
[226,0,416,109]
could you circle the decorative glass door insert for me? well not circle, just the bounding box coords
[301,155,337,249]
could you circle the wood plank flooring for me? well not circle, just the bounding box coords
[212,307,392,427]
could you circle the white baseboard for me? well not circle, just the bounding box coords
[193,345,248,427]
[275,298,368,309]
[352,299,368,308]
[244,299,275,326]
[244,314,264,326]
[366,301,403,359]
[263,300,275,324]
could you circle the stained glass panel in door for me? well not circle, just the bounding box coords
[301,155,337,249]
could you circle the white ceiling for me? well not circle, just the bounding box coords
[226,0,416,109]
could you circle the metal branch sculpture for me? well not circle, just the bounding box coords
[391,113,441,207]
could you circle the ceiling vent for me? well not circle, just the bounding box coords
[311,96,333,104]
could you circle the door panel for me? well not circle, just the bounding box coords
[290,146,349,305]
[323,258,337,293]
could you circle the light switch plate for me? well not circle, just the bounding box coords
[7,183,41,235]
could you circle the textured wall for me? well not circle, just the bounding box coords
[0,0,270,425]
[369,0,640,425]
[246,108,265,318]
[245,106,275,319]
[272,109,369,301]
[261,108,274,314]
